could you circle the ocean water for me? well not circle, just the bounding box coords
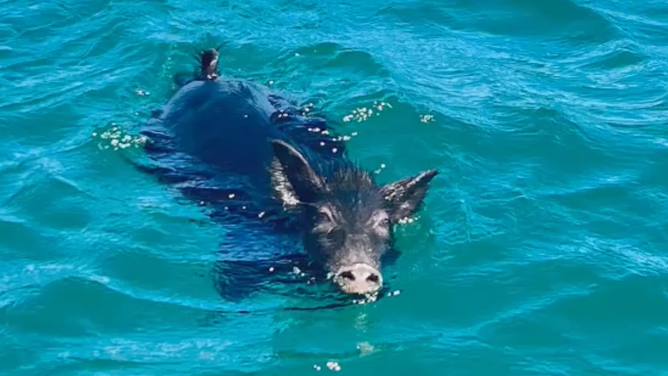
[1,0,668,374]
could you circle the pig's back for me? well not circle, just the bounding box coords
[156,78,281,179]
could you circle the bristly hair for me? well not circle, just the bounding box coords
[190,44,226,81]
[318,159,385,221]
[314,157,376,192]
[265,103,380,211]
[268,137,380,211]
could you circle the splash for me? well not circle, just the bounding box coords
[420,114,435,123]
[372,163,386,175]
[356,341,375,356]
[301,102,316,114]
[342,101,392,123]
[397,215,419,225]
[326,361,341,371]
[312,361,341,372]
[92,124,148,151]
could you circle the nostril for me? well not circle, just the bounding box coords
[340,271,355,281]
[366,274,380,284]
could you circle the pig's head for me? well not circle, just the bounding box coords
[269,139,437,296]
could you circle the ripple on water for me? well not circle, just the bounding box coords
[2,0,668,374]
[2,272,276,339]
[547,274,668,367]
[575,39,648,71]
[378,0,617,43]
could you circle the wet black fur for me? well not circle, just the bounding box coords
[128,47,437,302]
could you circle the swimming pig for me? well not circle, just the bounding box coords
[132,48,437,297]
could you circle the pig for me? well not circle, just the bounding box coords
[131,48,438,298]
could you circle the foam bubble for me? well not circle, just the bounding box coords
[420,114,435,123]
[92,124,148,151]
[326,361,341,371]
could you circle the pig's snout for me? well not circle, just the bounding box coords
[333,263,383,295]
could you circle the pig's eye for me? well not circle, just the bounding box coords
[317,210,334,223]
[375,218,390,230]
[373,213,390,228]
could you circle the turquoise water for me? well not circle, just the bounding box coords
[2,0,668,374]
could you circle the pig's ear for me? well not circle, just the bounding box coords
[380,169,438,221]
[269,139,324,207]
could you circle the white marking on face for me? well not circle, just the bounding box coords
[368,210,390,237]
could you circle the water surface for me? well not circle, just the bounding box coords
[1,0,668,374]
